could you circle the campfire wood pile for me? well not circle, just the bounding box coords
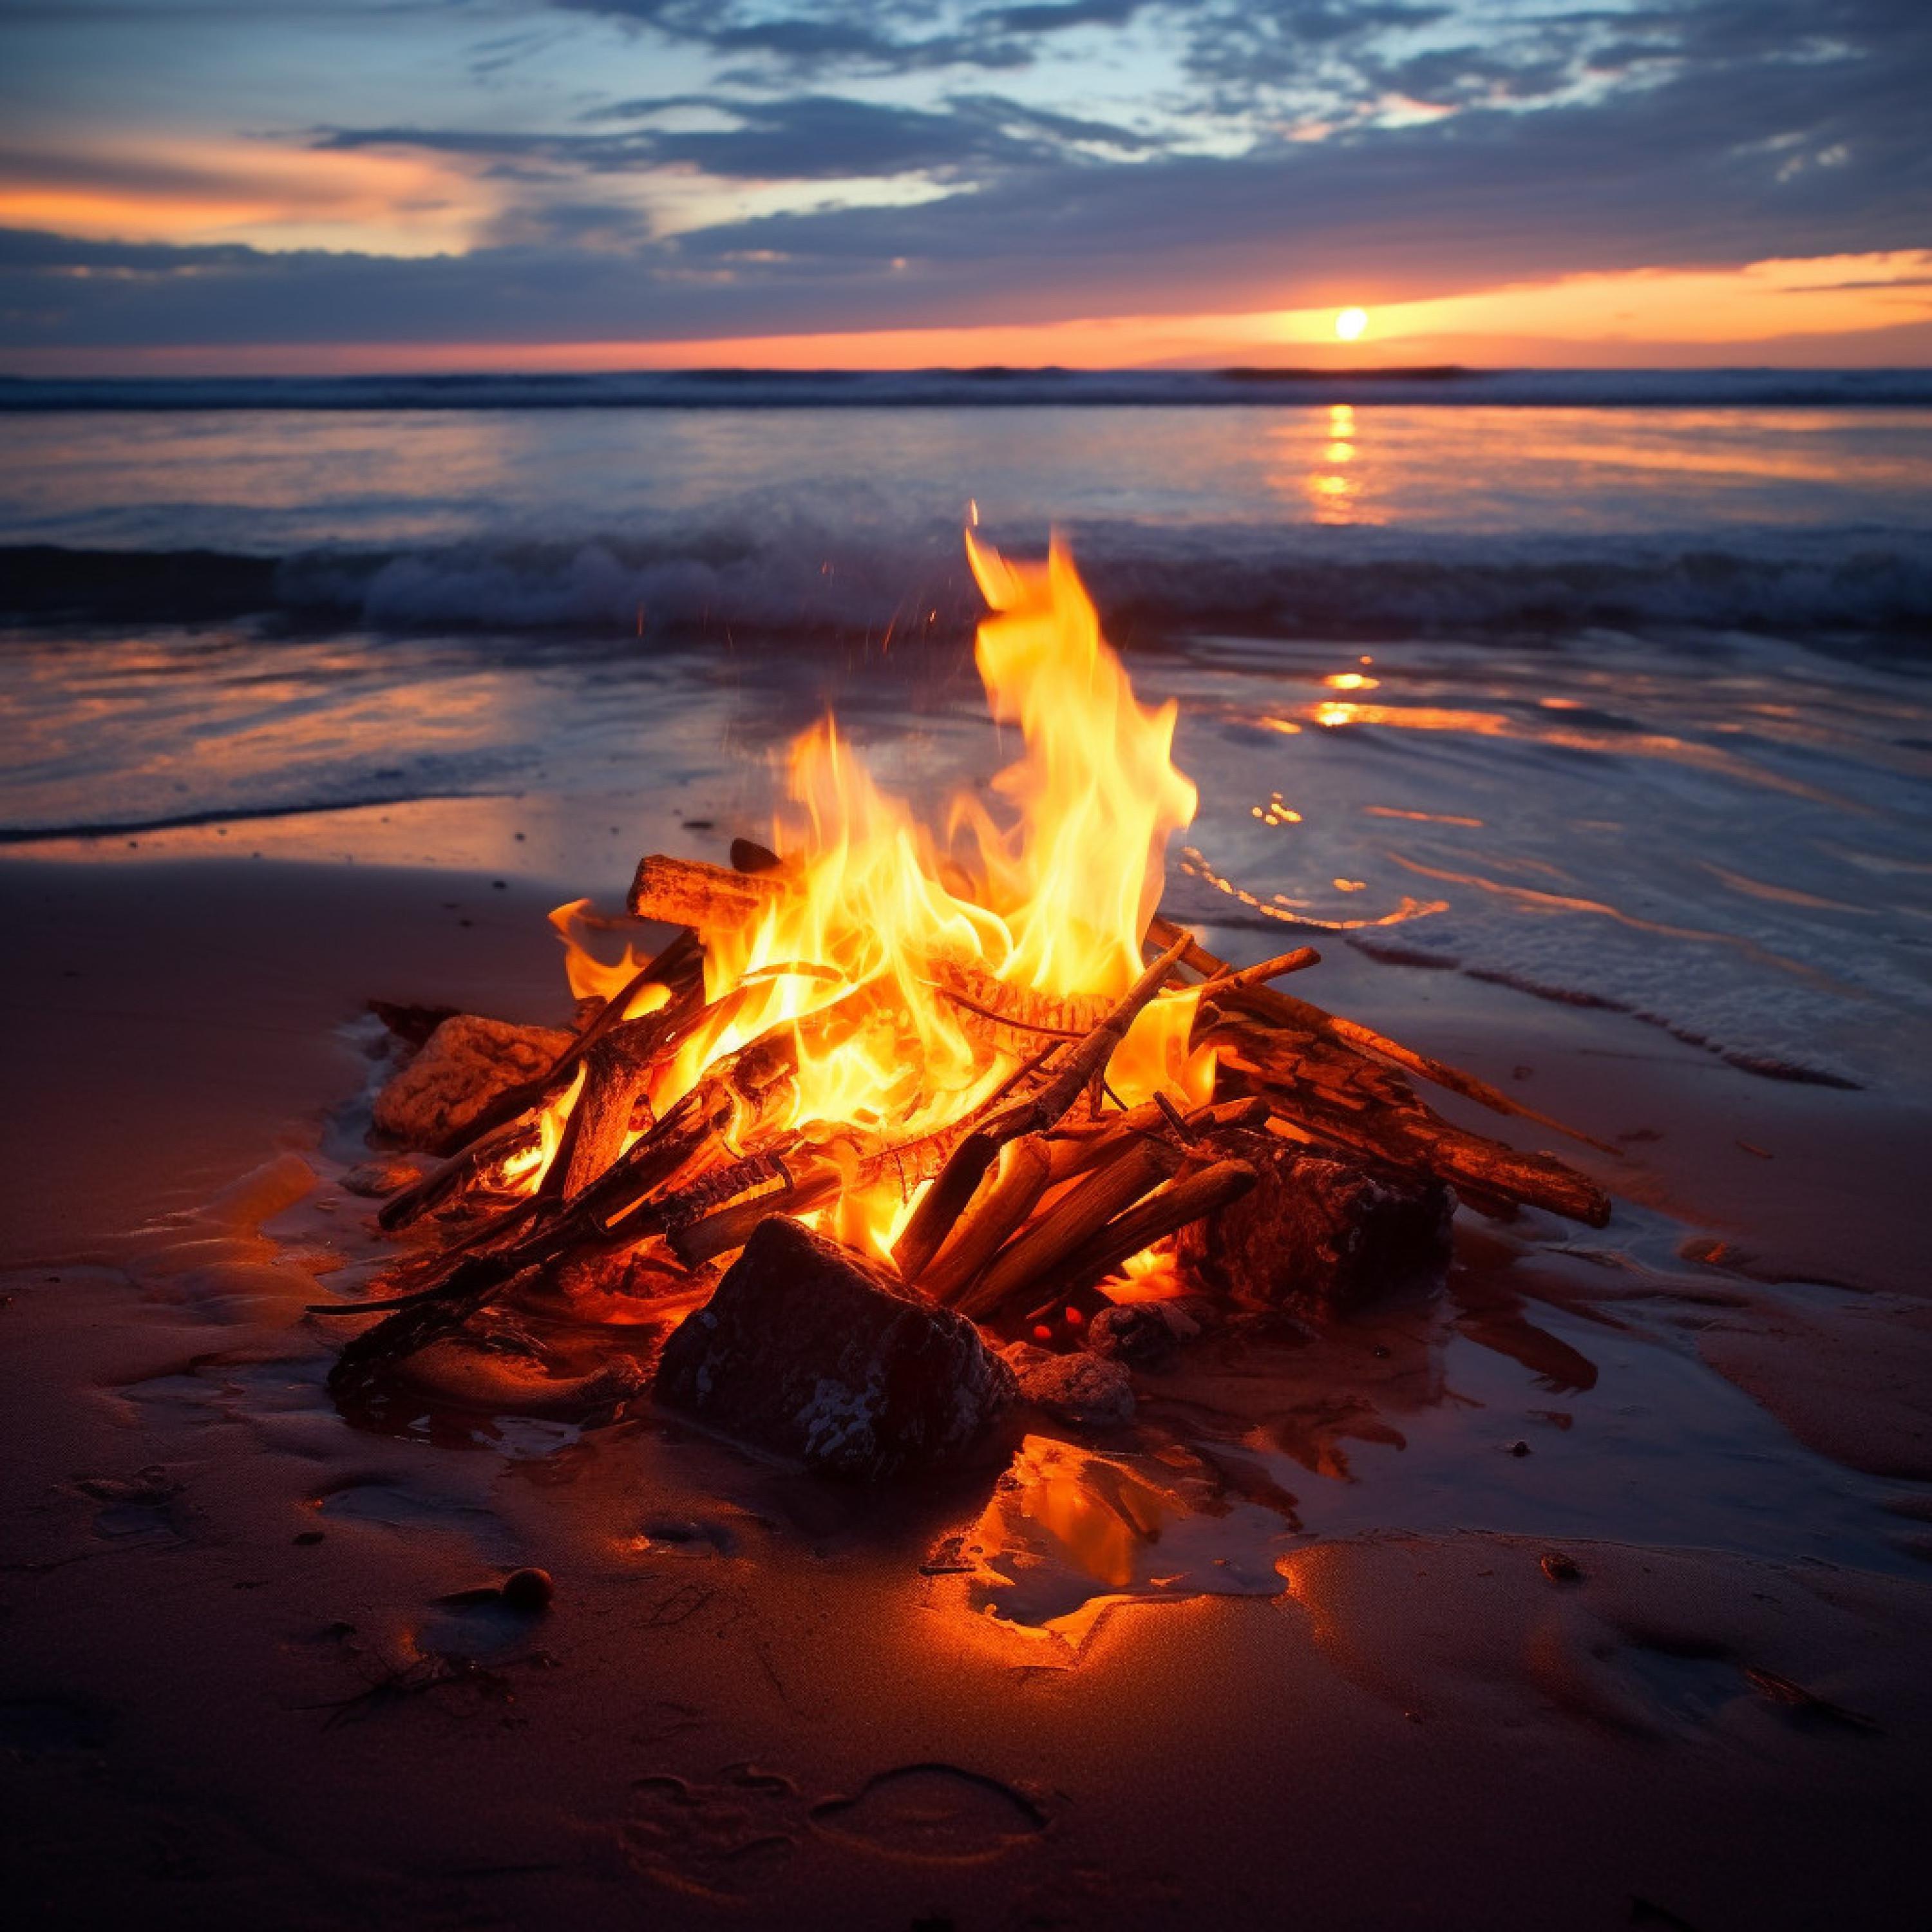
[313,524,1616,1472]
[318,844,1613,1465]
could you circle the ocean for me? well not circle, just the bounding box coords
[3,370,1928,1092]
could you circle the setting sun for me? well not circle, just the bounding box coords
[1334,306,1368,341]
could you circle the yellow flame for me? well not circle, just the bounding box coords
[596,529,1212,1255]
[547,898,673,1018]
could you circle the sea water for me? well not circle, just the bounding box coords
[2,374,1927,1090]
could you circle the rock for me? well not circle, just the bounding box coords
[370,1012,573,1151]
[653,1218,1016,1479]
[501,1567,554,1613]
[393,1341,647,1419]
[341,1155,424,1198]
[1018,1352,1135,1426]
[1084,1300,1200,1367]
[1176,1130,1452,1318]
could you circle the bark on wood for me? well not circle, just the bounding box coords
[920,1135,1054,1303]
[927,961,1113,1055]
[1009,1159,1260,1317]
[955,1137,1179,1321]
[558,1021,659,1202]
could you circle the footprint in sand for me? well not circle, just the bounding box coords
[810,1765,1049,1862]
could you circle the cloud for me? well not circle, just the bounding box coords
[544,1,1041,75]
[320,91,1153,187]
[1,0,1927,355]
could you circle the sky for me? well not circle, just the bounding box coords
[1,0,1928,373]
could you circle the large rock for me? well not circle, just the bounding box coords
[1176,1130,1452,1318]
[653,1217,1016,1478]
[371,1012,573,1151]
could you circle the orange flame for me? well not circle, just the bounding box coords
[540,530,1212,1255]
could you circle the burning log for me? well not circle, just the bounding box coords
[556,1019,660,1202]
[920,1136,1056,1303]
[954,1137,1180,1320]
[629,853,789,931]
[1009,1158,1261,1321]
[654,1217,1016,1477]
[929,961,1112,1054]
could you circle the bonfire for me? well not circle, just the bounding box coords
[321,527,1609,1472]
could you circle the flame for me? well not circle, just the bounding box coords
[1104,1242,1186,1303]
[536,529,1213,1255]
[548,898,673,1018]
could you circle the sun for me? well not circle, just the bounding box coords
[1334,306,1368,342]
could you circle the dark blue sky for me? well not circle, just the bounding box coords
[3,1,1928,369]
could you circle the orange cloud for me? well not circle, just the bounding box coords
[0,138,490,254]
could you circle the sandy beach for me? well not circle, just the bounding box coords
[5,848,1929,1930]
[8,0,1932,1914]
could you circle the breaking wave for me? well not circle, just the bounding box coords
[8,520,1931,640]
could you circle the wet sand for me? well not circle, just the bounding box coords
[4,855,1930,1930]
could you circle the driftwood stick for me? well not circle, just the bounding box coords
[376,1117,538,1231]
[986,933,1195,1141]
[1144,915,1224,982]
[1148,914,1615,1156]
[956,1137,1179,1321]
[1211,1019,1611,1225]
[558,1028,656,1202]
[670,1170,842,1265]
[668,1086,1037,1267]
[1048,1094,1271,1182]
[878,1120,1004,1284]
[629,854,788,929]
[324,1259,551,1405]
[922,1136,1054,1303]
[1211,945,1321,989]
[1010,1159,1261,1318]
